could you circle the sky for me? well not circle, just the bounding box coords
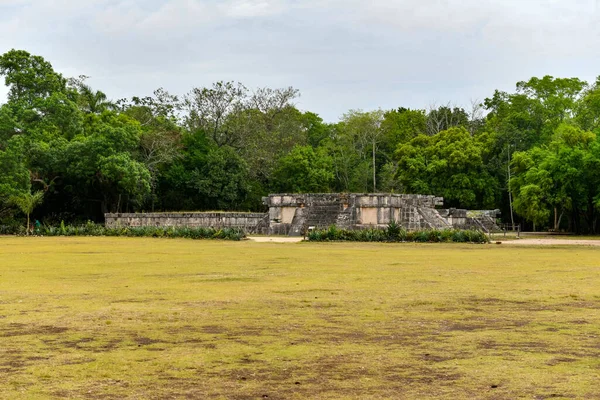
[1,0,600,121]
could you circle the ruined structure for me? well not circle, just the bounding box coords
[105,193,500,236]
[263,193,499,236]
[104,212,268,234]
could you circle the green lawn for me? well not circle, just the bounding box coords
[1,237,599,399]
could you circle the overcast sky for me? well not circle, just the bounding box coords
[1,0,600,121]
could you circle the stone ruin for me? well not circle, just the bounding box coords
[263,193,500,236]
[105,193,500,236]
[104,212,268,234]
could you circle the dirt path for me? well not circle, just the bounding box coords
[247,236,304,243]
[499,238,600,246]
[248,236,600,246]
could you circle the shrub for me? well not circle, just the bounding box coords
[0,224,19,235]
[11,222,246,241]
[306,226,489,244]
[386,221,406,242]
[413,230,430,243]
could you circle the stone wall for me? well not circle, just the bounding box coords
[263,193,451,236]
[104,195,500,236]
[263,194,500,236]
[104,212,268,234]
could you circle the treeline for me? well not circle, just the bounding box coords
[1,49,600,232]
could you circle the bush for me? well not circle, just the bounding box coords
[306,225,489,244]
[0,224,19,235]
[15,222,246,241]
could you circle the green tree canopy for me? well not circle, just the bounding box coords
[273,145,334,193]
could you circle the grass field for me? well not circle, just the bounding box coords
[1,237,600,399]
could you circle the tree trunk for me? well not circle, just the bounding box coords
[557,210,564,231]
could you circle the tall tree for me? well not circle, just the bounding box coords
[381,107,427,154]
[510,124,597,232]
[395,127,499,208]
[340,110,385,192]
[183,81,248,148]
[0,49,68,105]
[273,145,334,193]
[426,104,469,136]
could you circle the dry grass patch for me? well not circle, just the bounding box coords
[0,237,600,399]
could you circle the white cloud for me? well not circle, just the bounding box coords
[220,0,284,18]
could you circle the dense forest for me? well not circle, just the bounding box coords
[1,49,600,233]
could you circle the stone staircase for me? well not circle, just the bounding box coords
[287,201,346,236]
[465,214,499,233]
[304,202,343,229]
[288,208,307,236]
[417,207,452,230]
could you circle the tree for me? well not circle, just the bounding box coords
[139,129,182,210]
[183,82,305,191]
[340,110,385,192]
[510,124,597,232]
[183,81,248,148]
[273,145,334,193]
[70,79,116,114]
[426,103,469,136]
[576,76,600,131]
[322,123,361,192]
[0,139,30,219]
[10,190,44,234]
[0,50,83,142]
[159,130,252,211]
[510,150,553,230]
[484,76,588,152]
[381,107,427,154]
[0,49,68,105]
[395,127,499,209]
[54,113,152,216]
[188,146,250,210]
[126,87,181,124]
[121,89,184,211]
[302,112,332,148]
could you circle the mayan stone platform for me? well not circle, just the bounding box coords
[105,193,499,236]
[263,193,500,236]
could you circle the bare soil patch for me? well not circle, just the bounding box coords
[248,236,304,243]
[500,238,600,246]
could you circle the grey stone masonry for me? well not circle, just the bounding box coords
[104,212,268,234]
[262,193,500,236]
[263,193,449,236]
[104,194,500,236]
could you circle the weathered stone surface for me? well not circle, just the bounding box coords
[104,195,500,236]
[262,194,500,236]
[104,212,268,234]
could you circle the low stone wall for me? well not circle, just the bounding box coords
[104,212,268,234]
